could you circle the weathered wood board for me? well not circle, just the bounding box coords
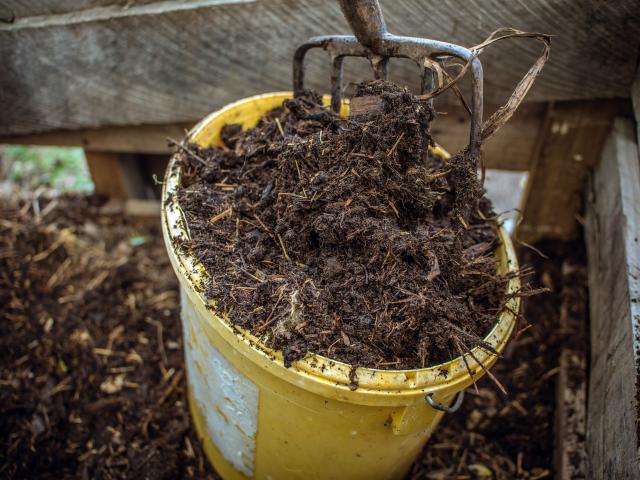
[85,151,149,198]
[0,102,545,171]
[634,70,640,143]
[585,117,640,479]
[1,0,638,136]
[0,123,191,154]
[517,100,621,244]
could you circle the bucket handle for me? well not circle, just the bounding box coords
[426,391,464,413]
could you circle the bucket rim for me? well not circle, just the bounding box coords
[162,92,520,398]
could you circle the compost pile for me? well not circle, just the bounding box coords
[176,81,511,369]
[0,192,215,479]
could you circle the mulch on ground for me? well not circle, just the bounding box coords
[0,193,215,479]
[0,191,586,479]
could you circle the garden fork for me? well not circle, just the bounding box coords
[293,0,484,159]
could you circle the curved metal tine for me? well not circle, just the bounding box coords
[371,56,389,80]
[293,39,319,96]
[368,36,483,157]
[420,64,435,108]
[329,0,483,157]
[330,55,345,113]
[293,35,367,96]
[421,59,444,108]
[293,32,484,158]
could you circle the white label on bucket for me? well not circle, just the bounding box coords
[181,289,258,477]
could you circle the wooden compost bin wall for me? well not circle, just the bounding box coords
[582,76,640,479]
[585,117,640,479]
[1,0,638,136]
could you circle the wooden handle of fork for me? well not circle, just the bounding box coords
[337,0,388,54]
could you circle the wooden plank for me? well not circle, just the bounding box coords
[1,1,135,18]
[98,197,161,217]
[0,102,545,171]
[633,66,640,141]
[554,259,588,479]
[433,103,545,172]
[0,0,638,136]
[85,150,148,198]
[85,151,128,198]
[0,123,190,154]
[585,117,640,479]
[517,100,620,244]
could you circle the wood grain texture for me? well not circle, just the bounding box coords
[633,66,640,142]
[0,123,191,154]
[0,0,638,135]
[85,151,129,198]
[555,347,587,479]
[433,103,545,172]
[517,100,620,243]
[0,102,544,171]
[85,150,149,198]
[585,117,640,479]
[2,1,130,17]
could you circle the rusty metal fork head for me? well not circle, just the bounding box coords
[293,0,484,158]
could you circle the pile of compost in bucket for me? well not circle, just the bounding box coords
[175,81,513,369]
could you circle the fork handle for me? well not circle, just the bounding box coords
[338,0,388,54]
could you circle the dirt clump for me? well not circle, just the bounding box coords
[175,80,512,369]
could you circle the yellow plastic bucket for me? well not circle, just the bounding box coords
[162,93,520,480]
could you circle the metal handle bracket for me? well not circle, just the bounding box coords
[425,391,465,413]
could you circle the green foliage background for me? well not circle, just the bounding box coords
[1,145,94,192]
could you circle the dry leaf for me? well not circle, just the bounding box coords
[100,374,125,394]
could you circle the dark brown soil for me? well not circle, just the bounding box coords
[0,193,216,480]
[175,81,512,369]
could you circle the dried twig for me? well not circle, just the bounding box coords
[478,29,552,141]
[167,137,207,166]
[417,28,551,145]
[209,207,232,224]
[277,234,291,262]
[453,335,479,394]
